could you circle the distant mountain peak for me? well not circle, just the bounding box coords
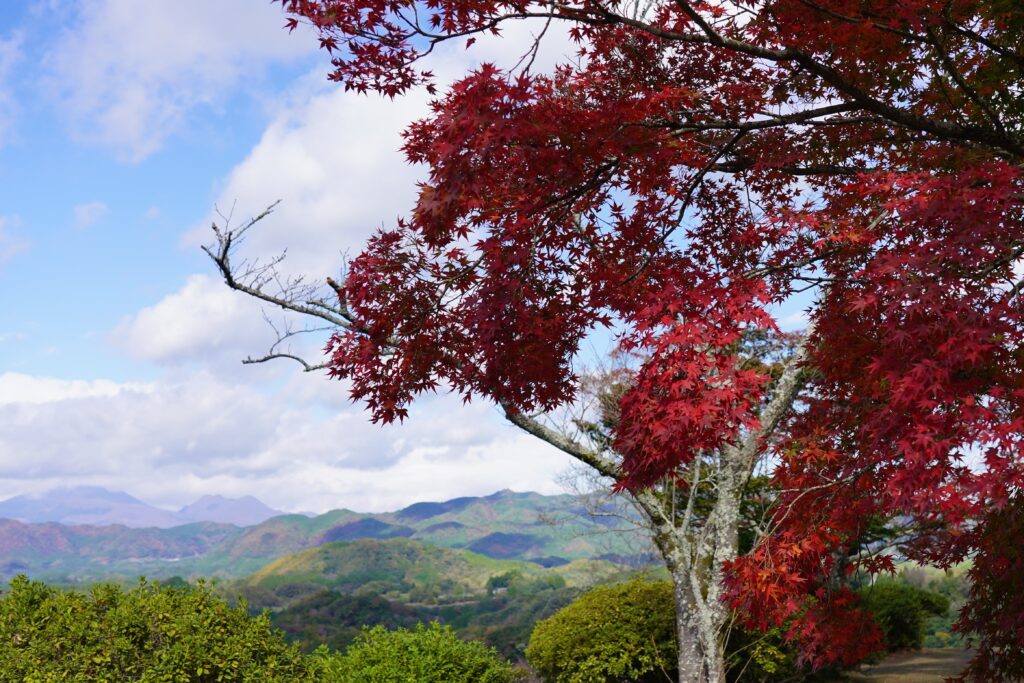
[178,495,283,527]
[49,486,142,504]
[0,487,180,528]
[0,488,284,529]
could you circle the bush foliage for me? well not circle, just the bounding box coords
[311,622,522,682]
[526,578,864,683]
[0,575,312,682]
[859,579,950,652]
[526,578,677,683]
[0,577,523,682]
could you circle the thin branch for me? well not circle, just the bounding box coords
[503,405,622,480]
[925,25,1006,135]
[243,353,329,373]
[668,102,861,136]
[202,201,356,330]
[735,322,815,479]
[671,0,1023,158]
[622,129,747,284]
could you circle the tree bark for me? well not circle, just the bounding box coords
[673,573,710,683]
[669,565,731,683]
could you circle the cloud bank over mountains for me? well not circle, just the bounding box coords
[0,2,580,513]
[0,371,573,514]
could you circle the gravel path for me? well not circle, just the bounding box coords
[842,649,973,682]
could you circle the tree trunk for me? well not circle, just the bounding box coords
[670,566,728,683]
[673,580,707,682]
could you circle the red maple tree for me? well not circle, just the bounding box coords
[215,1,1023,679]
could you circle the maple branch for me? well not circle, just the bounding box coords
[671,0,789,61]
[709,161,867,176]
[1007,276,1024,301]
[243,353,329,373]
[788,58,1020,158]
[764,477,854,539]
[202,202,356,330]
[791,0,927,43]
[515,5,555,74]
[924,25,1006,135]
[735,324,815,478]
[668,102,861,136]
[503,405,622,480]
[396,5,709,54]
[201,201,376,374]
[236,311,335,373]
[943,14,1024,68]
[623,129,747,284]
[679,454,703,534]
[670,0,1024,158]
[632,486,682,545]
[744,210,889,283]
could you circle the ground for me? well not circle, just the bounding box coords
[841,649,973,682]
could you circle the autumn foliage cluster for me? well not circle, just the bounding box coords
[278,0,1023,677]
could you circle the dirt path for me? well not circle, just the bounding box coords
[842,649,973,682]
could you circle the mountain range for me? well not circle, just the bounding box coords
[0,489,653,583]
[0,487,286,528]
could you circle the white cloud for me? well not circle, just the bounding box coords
[779,310,809,329]
[0,217,28,266]
[262,431,572,514]
[0,371,574,513]
[183,17,577,279]
[185,82,430,278]
[73,200,109,229]
[112,274,273,366]
[44,0,316,161]
[0,372,151,406]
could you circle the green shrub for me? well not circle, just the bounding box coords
[525,577,844,683]
[725,623,799,683]
[859,579,950,651]
[525,578,677,683]
[0,575,312,682]
[312,621,523,682]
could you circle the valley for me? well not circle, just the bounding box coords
[0,489,653,583]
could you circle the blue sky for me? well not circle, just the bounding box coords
[0,0,579,513]
[0,1,313,381]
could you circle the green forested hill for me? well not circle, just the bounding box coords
[0,490,652,583]
[0,518,243,580]
[234,537,621,607]
[238,538,538,607]
[229,537,629,659]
